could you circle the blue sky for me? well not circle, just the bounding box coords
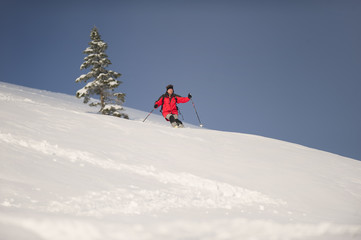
[1,0,360,160]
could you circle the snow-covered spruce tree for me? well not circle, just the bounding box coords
[75,27,128,119]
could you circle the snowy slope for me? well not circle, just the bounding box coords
[0,82,360,240]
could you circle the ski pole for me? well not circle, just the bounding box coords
[143,108,154,122]
[191,97,203,127]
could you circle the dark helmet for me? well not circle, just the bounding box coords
[166,84,174,90]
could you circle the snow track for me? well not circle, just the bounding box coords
[1,216,360,240]
[0,131,285,217]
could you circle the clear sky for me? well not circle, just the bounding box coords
[1,0,360,160]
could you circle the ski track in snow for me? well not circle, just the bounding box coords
[1,216,360,240]
[0,131,285,217]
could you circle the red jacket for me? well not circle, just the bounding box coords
[155,94,190,118]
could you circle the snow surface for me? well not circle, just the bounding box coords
[0,81,360,240]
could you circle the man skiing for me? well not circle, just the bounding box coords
[154,84,192,128]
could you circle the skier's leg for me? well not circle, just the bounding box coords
[166,114,178,127]
[173,114,184,128]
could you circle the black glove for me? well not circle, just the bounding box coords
[188,93,192,99]
[154,104,158,108]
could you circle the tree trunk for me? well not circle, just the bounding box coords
[100,88,105,110]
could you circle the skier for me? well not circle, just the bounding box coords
[154,84,192,128]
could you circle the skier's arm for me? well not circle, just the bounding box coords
[154,98,163,108]
[177,96,191,104]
